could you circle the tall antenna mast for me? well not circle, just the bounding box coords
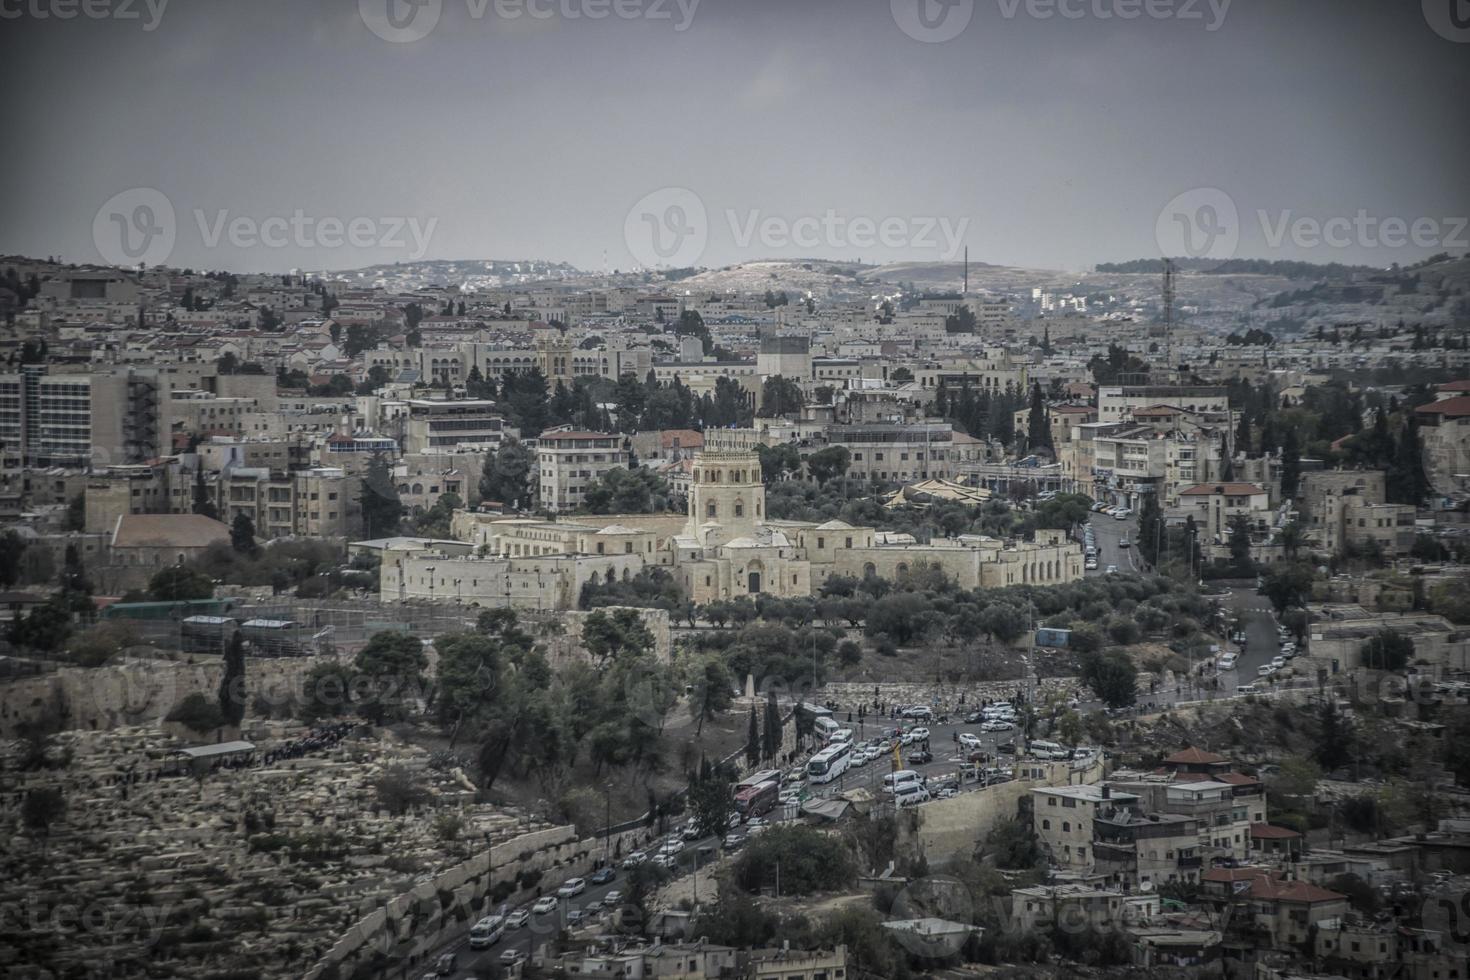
[963,246,968,297]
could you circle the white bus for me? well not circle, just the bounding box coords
[735,769,782,792]
[469,914,504,949]
[807,743,852,784]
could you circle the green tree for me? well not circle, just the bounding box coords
[805,445,851,485]
[745,707,760,767]
[230,512,258,555]
[1026,382,1052,451]
[218,631,246,726]
[479,438,535,510]
[758,376,804,418]
[148,565,215,601]
[1261,561,1315,614]
[581,466,671,514]
[1280,426,1302,500]
[756,443,802,484]
[1360,629,1413,671]
[687,760,735,838]
[1078,651,1137,708]
[581,608,654,666]
[359,449,403,538]
[1227,515,1253,569]
[762,692,782,762]
[689,656,734,736]
[353,630,429,724]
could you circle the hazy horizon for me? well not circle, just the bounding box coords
[2,0,1467,275]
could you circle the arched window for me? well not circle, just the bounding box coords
[706,501,717,518]
[1042,819,1051,830]
[734,500,744,518]
[1062,822,1071,832]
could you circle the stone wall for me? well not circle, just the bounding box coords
[896,758,1104,866]
[308,820,670,979]
[0,655,328,739]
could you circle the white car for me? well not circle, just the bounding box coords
[658,839,684,857]
[604,890,622,906]
[1257,664,1276,677]
[500,949,527,966]
[532,896,559,915]
[958,733,983,750]
[982,720,1014,733]
[1271,656,1287,669]
[505,909,530,929]
[1113,508,1131,520]
[1105,564,1119,574]
[907,727,930,742]
[556,877,586,898]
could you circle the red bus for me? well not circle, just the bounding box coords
[733,779,779,820]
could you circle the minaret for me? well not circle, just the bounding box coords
[686,429,765,548]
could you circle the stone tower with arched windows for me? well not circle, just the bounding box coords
[686,428,765,547]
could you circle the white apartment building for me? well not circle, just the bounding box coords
[536,430,628,513]
[401,399,509,454]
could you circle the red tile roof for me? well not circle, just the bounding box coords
[1248,877,1345,904]
[1211,771,1261,786]
[1164,747,1230,765]
[1250,823,1302,839]
[1418,395,1470,418]
[1437,379,1470,393]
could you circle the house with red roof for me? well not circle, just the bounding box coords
[1416,394,1470,497]
[1201,866,1349,947]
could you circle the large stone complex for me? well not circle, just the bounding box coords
[380,429,1084,609]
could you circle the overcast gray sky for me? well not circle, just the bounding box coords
[1,0,1466,273]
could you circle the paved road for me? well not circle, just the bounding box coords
[1083,510,1140,577]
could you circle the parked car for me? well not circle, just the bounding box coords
[1257,664,1276,677]
[1271,656,1287,669]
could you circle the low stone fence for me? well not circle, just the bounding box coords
[306,819,670,979]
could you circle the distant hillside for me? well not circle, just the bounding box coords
[327,258,584,284]
[1096,258,1382,279]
